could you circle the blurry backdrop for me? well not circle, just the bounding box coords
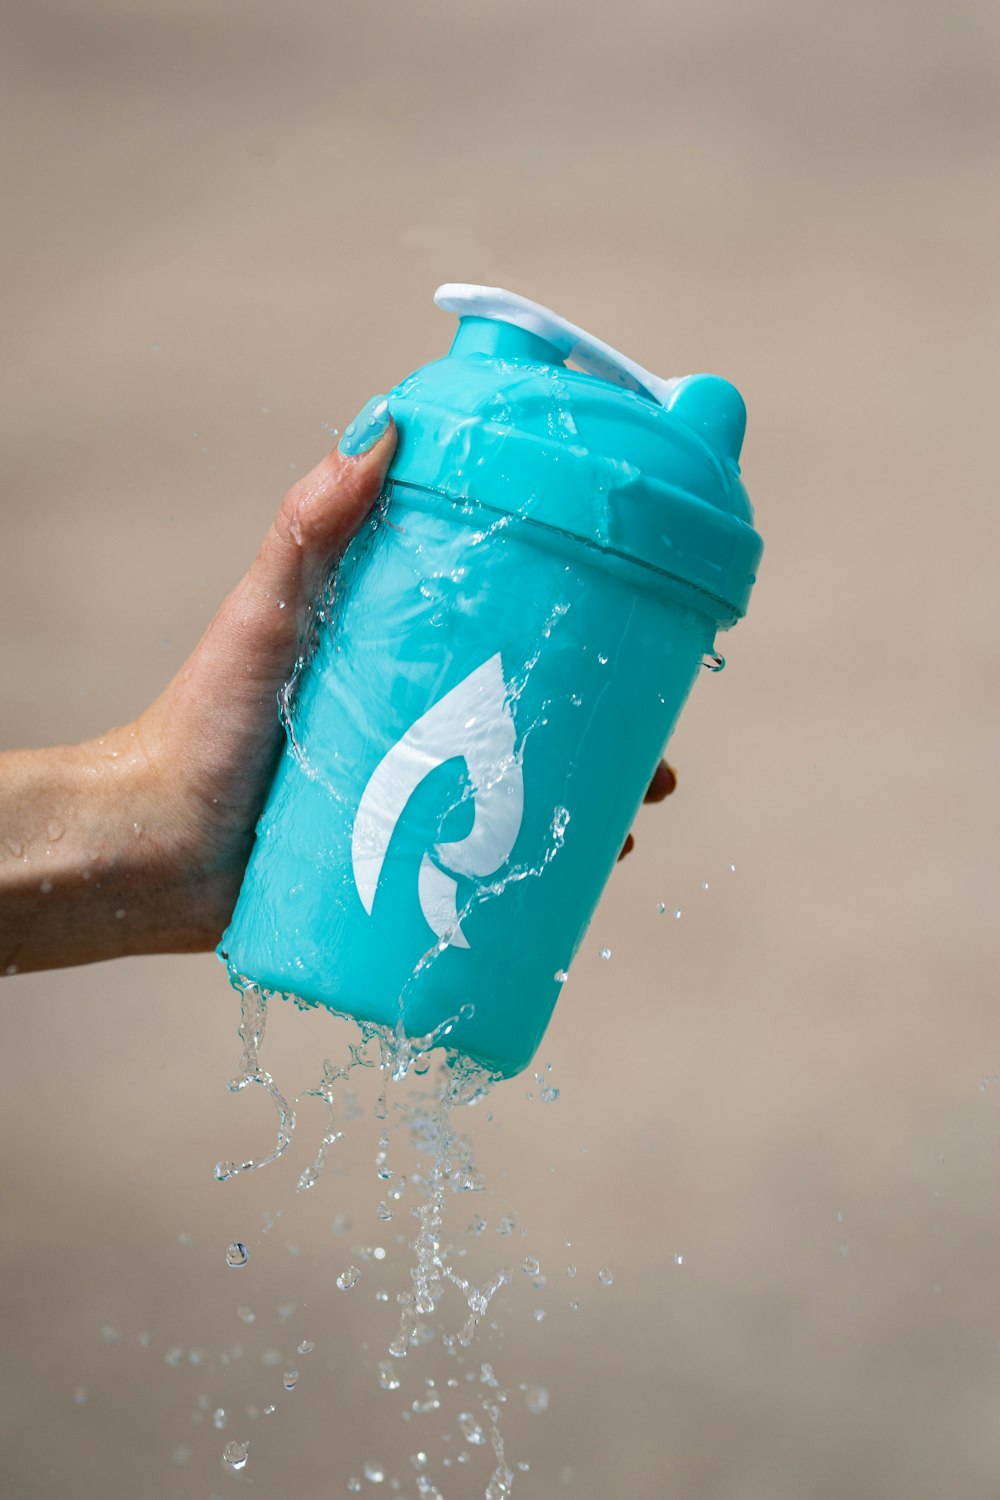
[1,1,999,1496]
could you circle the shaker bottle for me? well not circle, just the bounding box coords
[219,285,763,1078]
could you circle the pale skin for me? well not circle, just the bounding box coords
[0,417,675,977]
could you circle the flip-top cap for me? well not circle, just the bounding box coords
[383,285,762,625]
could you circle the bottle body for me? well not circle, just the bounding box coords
[221,481,713,1077]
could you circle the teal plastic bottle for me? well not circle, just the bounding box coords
[220,286,763,1078]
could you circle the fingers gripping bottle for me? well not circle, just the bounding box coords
[220,285,763,1078]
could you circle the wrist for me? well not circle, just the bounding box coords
[0,726,230,973]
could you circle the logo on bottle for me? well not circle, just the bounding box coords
[351,654,524,948]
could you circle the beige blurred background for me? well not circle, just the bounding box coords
[1,0,998,1496]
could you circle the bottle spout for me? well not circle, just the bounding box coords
[665,374,746,467]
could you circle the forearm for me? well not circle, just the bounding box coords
[0,729,215,974]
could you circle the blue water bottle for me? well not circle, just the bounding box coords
[220,286,763,1078]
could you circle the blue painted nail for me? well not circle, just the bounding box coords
[339,395,391,457]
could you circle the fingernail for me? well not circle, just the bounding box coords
[339,395,391,457]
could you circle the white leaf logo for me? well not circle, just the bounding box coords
[351,654,524,949]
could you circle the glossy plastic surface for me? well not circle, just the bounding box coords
[220,287,762,1077]
[222,488,711,1076]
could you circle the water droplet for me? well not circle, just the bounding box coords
[39,878,53,894]
[223,1439,248,1470]
[658,901,667,914]
[296,1339,314,1355]
[226,1242,250,1268]
[597,653,608,665]
[4,963,18,976]
[553,968,568,983]
[213,1408,227,1429]
[237,1305,255,1324]
[73,1384,88,1406]
[674,1252,684,1266]
[337,1265,361,1291]
[534,1308,545,1322]
[348,1478,362,1493]
[378,1360,401,1391]
[540,1086,560,1102]
[263,1404,275,1416]
[364,1461,387,1483]
[164,1347,183,1366]
[214,1160,237,1182]
[377,1200,393,1221]
[701,651,726,672]
[525,1384,549,1415]
[47,820,64,842]
[458,1411,486,1444]
[173,1444,192,1465]
[599,947,611,960]
[283,1368,299,1391]
[497,1214,515,1236]
[520,1256,540,1276]
[276,599,286,609]
[331,1213,352,1234]
[114,907,126,920]
[100,1325,120,1345]
[598,1267,614,1286]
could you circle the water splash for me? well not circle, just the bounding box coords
[210,983,562,1494]
[214,982,295,1183]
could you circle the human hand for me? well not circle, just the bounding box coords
[0,404,398,972]
[0,399,676,975]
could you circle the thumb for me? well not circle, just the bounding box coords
[200,398,396,694]
[151,401,396,764]
[259,396,398,639]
